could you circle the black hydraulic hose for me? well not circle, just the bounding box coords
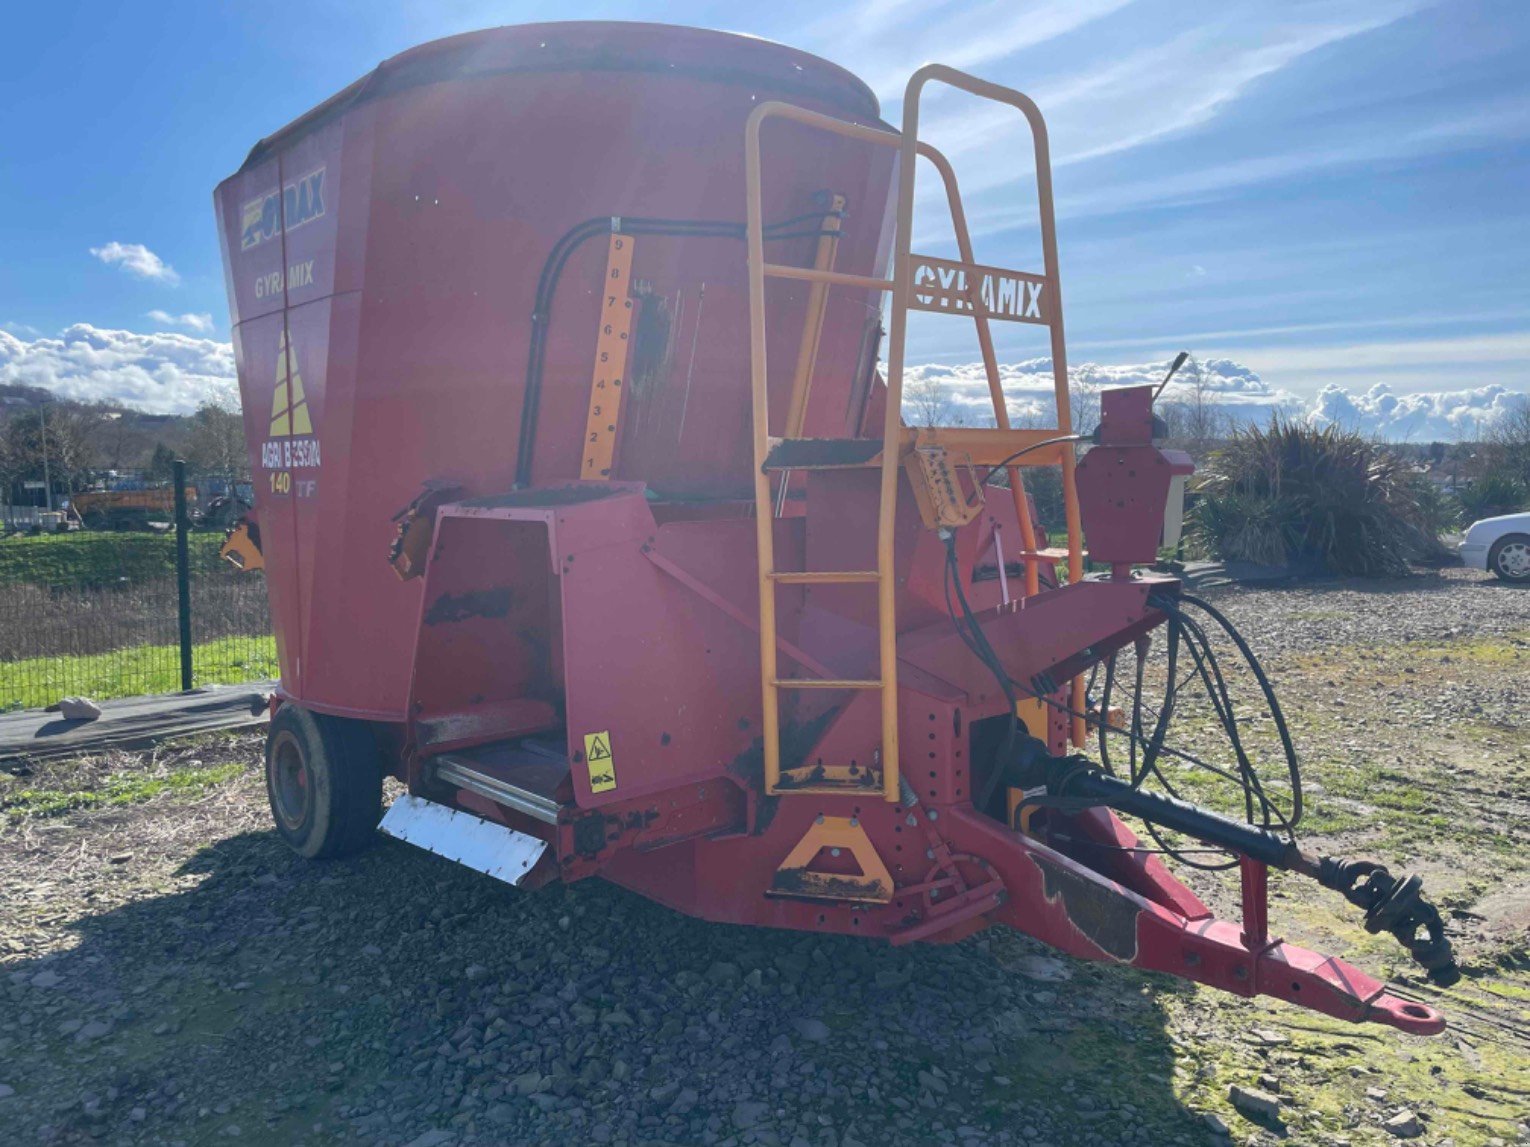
[943,533,1021,812]
[1157,592,1303,826]
[945,546,1261,822]
[513,209,848,487]
[1121,599,1296,866]
[940,560,1300,866]
[515,217,740,486]
[938,542,1300,865]
[1160,604,1266,826]
[1134,610,1178,790]
[1097,651,1117,776]
[1127,613,1256,871]
[979,434,1086,486]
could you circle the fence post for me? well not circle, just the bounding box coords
[173,460,193,692]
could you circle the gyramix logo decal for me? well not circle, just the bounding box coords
[260,331,321,497]
[240,167,326,252]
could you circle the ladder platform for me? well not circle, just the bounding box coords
[762,437,883,471]
[775,764,884,794]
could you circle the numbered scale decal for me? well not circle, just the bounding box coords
[581,234,636,479]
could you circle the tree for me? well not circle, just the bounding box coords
[0,402,101,499]
[92,409,133,473]
[1066,368,1100,436]
[1484,398,1530,486]
[1008,398,1055,430]
[0,421,18,510]
[147,442,178,483]
[185,402,249,483]
[904,375,968,428]
[1158,355,1228,456]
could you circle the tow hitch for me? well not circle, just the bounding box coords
[1001,734,1460,988]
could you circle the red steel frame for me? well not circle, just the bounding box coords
[216,25,1444,1036]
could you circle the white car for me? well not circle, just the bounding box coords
[1459,511,1530,583]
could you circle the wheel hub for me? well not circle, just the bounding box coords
[271,733,311,830]
[1497,541,1530,578]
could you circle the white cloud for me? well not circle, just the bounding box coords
[0,324,235,414]
[902,354,1528,440]
[88,242,181,284]
[1,324,1521,442]
[907,3,1419,179]
[1308,382,1529,441]
[904,354,1291,425]
[146,309,214,333]
[1046,7,1419,167]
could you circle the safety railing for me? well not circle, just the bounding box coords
[743,64,1087,804]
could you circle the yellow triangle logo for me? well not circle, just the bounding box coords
[270,329,313,437]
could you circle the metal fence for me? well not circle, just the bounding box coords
[1,505,54,529]
[0,463,274,712]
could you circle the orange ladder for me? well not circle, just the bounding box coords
[744,65,1086,806]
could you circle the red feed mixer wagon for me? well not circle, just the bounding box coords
[215,22,1457,1032]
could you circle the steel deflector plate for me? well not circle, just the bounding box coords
[379,794,546,887]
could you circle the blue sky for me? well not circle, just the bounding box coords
[1,0,1527,437]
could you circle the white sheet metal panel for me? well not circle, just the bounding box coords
[379,794,547,886]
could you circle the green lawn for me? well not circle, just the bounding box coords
[0,531,227,588]
[0,635,277,711]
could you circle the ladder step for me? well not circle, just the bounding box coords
[762,263,896,293]
[773,678,882,690]
[770,570,880,584]
[1016,547,1078,561]
[762,437,883,472]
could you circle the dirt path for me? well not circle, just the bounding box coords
[1,568,1526,1147]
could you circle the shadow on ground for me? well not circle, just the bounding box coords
[1,824,1219,1147]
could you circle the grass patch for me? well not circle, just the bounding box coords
[1285,630,1530,678]
[0,531,227,588]
[1,762,246,818]
[0,729,261,822]
[0,635,276,711]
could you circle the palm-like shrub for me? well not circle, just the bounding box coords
[1456,472,1528,521]
[1189,418,1446,576]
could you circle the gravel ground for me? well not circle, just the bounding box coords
[1,566,1526,1147]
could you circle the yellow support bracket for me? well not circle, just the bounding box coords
[766,816,894,904]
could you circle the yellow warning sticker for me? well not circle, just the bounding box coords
[583,731,616,794]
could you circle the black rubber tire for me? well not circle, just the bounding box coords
[265,704,383,859]
[1488,533,1530,584]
